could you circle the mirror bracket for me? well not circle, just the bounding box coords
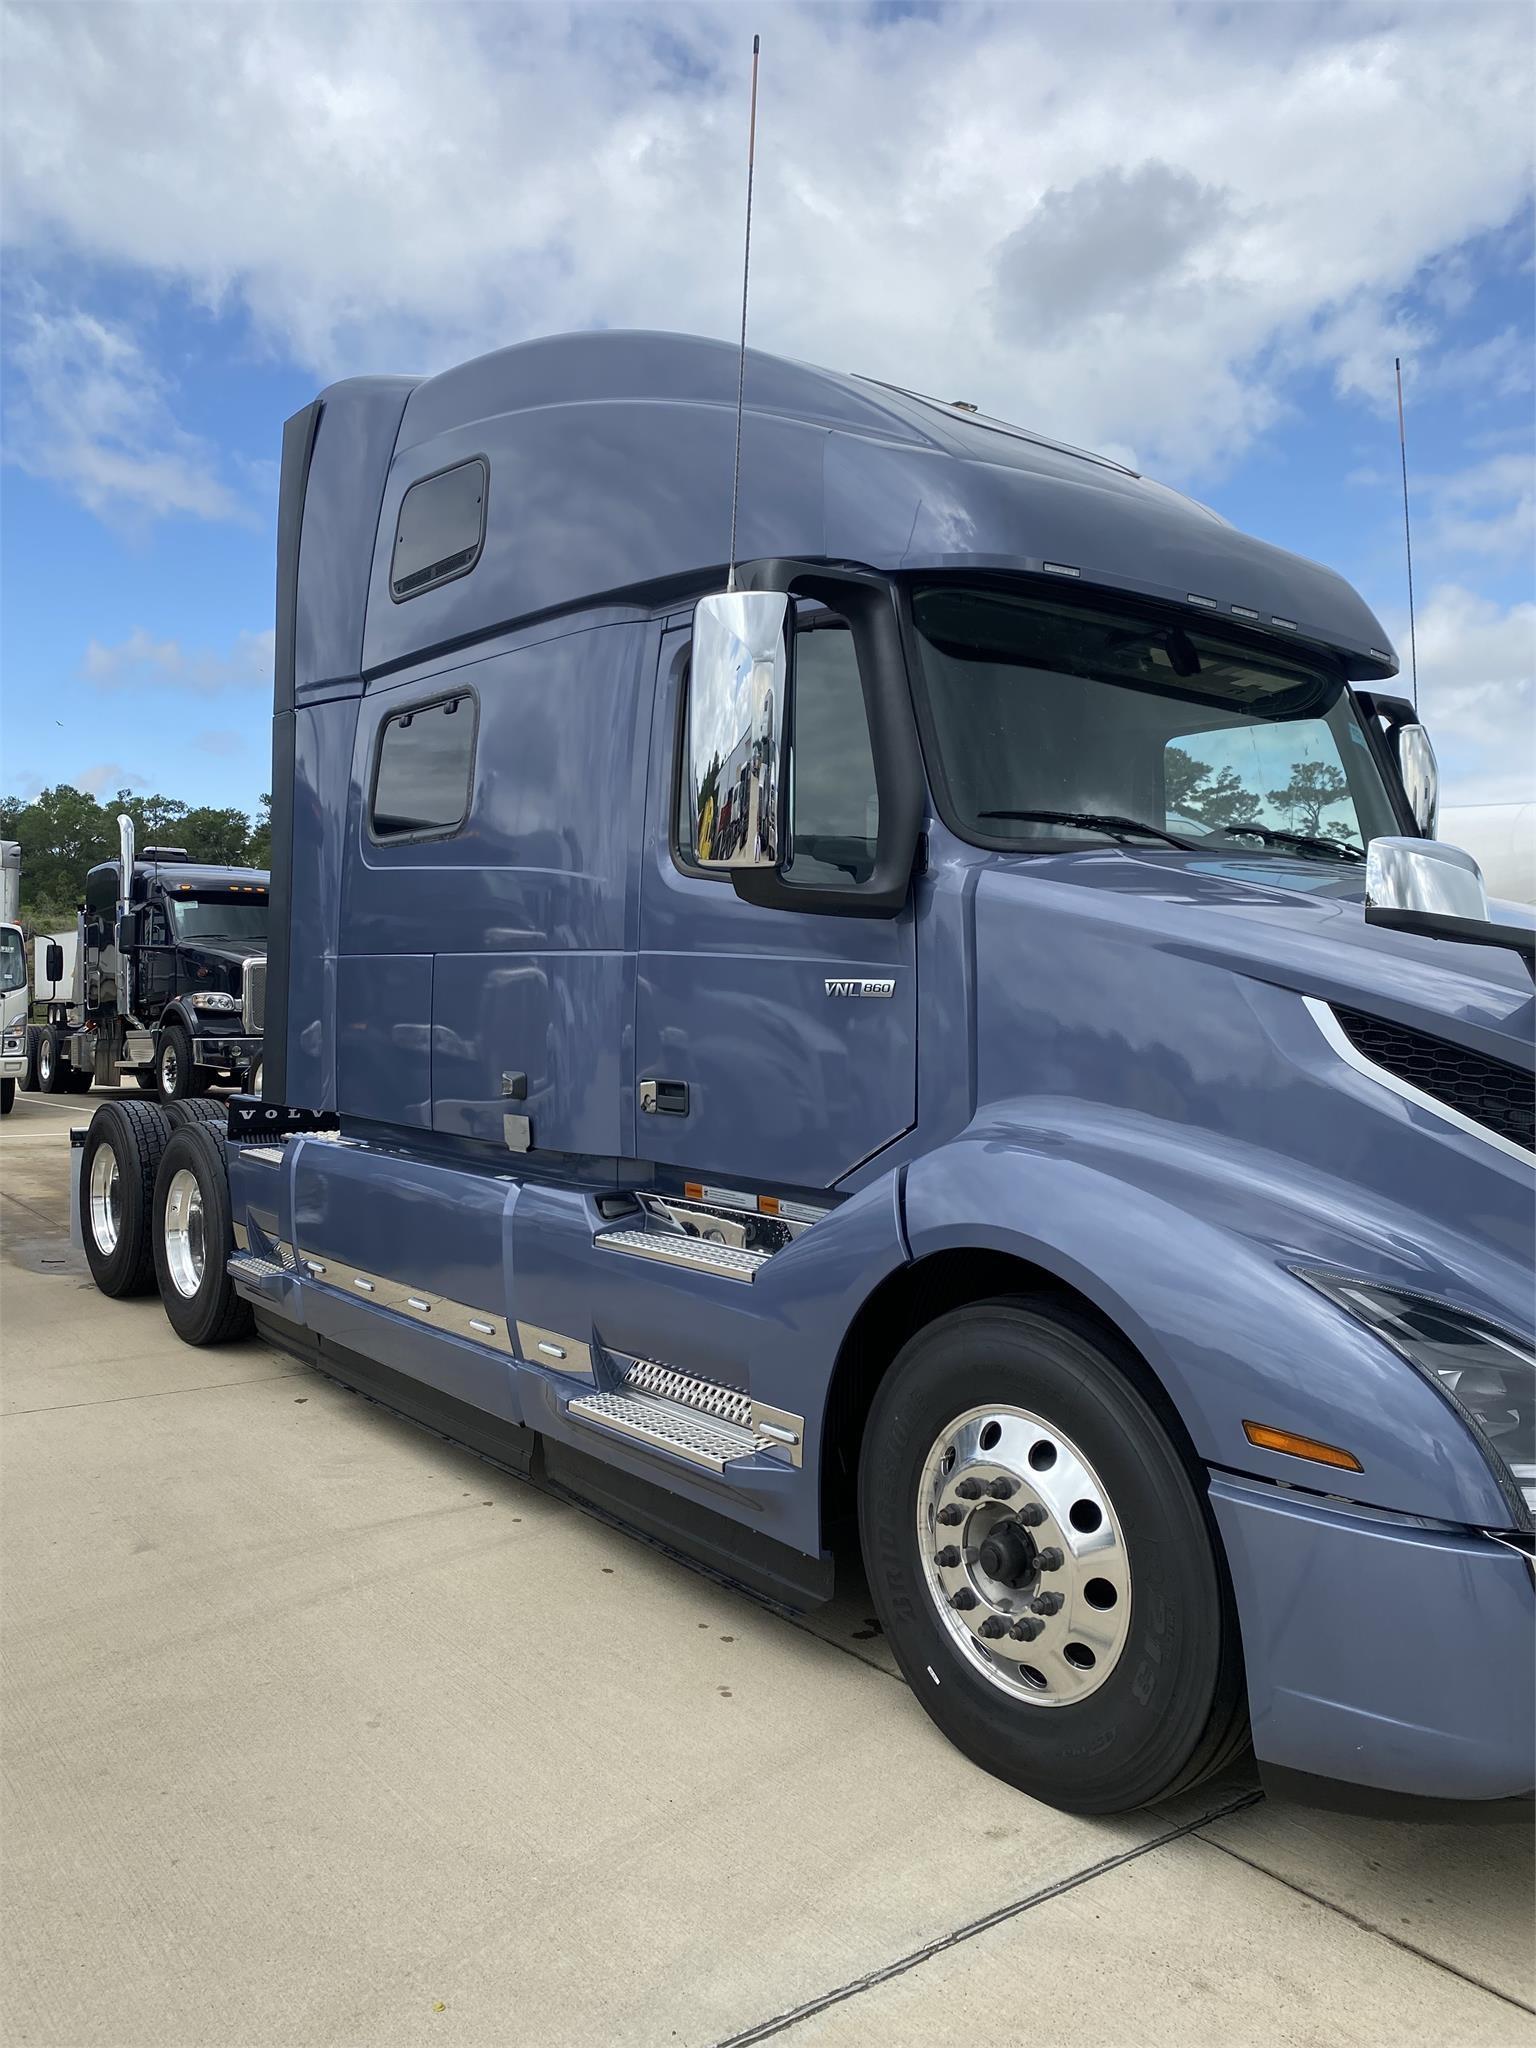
[726,560,925,919]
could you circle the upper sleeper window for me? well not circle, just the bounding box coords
[370,694,476,841]
[390,458,488,600]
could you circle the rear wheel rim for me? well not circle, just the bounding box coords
[163,1168,206,1298]
[88,1146,121,1254]
[916,1403,1132,1707]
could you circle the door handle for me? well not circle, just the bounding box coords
[639,1078,689,1115]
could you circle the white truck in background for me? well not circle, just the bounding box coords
[1,841,26,1114]
[1439,803,1535,907]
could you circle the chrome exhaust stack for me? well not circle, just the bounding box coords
[116,813,136,1020]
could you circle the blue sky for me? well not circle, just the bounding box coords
[2,1,1532,819]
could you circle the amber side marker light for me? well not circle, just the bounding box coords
[1243,1421,1363,1472]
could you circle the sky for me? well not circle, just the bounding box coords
[1,0,1532,819]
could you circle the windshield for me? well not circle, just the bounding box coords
[0,927,23,993]
[165,893,268,943]
[911,585,1398,859]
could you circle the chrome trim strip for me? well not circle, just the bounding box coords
[1304,996,1533,1171]
[515,1322,594,1381]
[295,1248,514,1355]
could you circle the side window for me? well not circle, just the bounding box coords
[370,693,477,842]
[390,459,488,601]
[676,619,879,885]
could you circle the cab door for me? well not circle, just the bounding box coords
[635,615,916,1192]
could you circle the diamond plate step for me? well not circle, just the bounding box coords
[594,1227,768,1281]
[227,1252,292,1293]
[567,1390,768,1472]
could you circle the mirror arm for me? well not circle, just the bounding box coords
[1365,905,1536,980]
[730,560,925,919]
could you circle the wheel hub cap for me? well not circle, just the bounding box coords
[88,1147,121,1254]
[163,1168,206,1299]
[917,1404,1132,1706]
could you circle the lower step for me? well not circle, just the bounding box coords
[228,1252,292,1294]
[567,1390,765,1471]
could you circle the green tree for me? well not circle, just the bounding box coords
[1164,747,1261,830]
[246,794,272,869]
[1265,759,1352,839]
[180,805,257,866]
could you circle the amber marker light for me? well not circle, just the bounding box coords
[1242,1422,1363,1472]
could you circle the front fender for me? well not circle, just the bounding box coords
[902,1105,1515,1528]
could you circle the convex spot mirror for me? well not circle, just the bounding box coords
[688,590,790,872]
[1396,721,1438,837]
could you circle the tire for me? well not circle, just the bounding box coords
[858,1298,1248,1816]
[0,1077,14,1116]
[35,1025,65,1094]
[152,1124,252,1346]
[23,1025,40,1090]
[156,1024,207,1103]
[165,1097,228,1132]
[248,1058,263,1099]
[79,1098,173,1297]
[135,1070,159,1093]
[66,1063,95,1095]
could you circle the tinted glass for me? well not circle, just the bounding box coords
[390,460,487,600]
[913,586,1395,859]
[677,622,879,884]
[166,895,269,941]
[371,695,475,839]
[0,927,24,993]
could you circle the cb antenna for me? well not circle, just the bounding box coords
[726,34,761,592]
[1394,355,1419,710]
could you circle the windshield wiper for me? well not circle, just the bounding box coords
[978,809,1200,850]
[1218,823,1363,862]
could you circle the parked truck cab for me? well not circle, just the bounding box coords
[75,333,1534,1818]
[40,838,268,1102]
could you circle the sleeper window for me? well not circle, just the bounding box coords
[371,695,476,841]
[390,459,488,600]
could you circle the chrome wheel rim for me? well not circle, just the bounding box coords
[160,1043,178,1094]
[917,1404,1132,1706]
[249,1060,263,1099]
[39,1039,53,1083]
[88,1146,121,1254]
[163,1168,206,1299]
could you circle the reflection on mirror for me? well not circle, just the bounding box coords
[1366,836,1488,920]
[689,590,790,871]
[1396,722,1438,837]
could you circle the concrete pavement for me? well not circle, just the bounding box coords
[3,1086,1532,2047]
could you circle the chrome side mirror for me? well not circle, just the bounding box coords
[688,590,789,871]
[1366,837,1489,920]
[1395,722,1438,837]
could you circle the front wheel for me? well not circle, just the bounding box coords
[0,1077,14,1115]
[156,1024,207,1103]
[35,1025,64,1094]
[858,1299,1247,1815]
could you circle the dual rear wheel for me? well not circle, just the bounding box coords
[78,1099,250,1344]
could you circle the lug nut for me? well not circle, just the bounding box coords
[1035,1547,1064,1572]
[951,1588,978,1611]
[1010,1616,1043,1642]
[1031,1591,1064,1616]
[937,1504,966,1526]
[933,1546,961,1569]
[986,1477,1017,1500]
[1016,1502,1047,1527]
[978,1615,1010,1639]
[955,1477,986,1500]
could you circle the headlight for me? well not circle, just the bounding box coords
[1299,1271,1534,1529]
[190,991,238,1013]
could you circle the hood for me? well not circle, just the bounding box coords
[984,846,1534,1068]
[182,937,267,969]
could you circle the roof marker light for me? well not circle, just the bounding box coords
[1370,648,1393,662]
[1186,592,1217,609]
[1270,616,1297,630]
[1242,1420,1363,1472]
[1231,605,1259,621]
[1042,561,1081,578]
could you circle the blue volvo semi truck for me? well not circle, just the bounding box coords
[74,332,1533,1817]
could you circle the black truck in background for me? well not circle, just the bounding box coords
[31,815,268,1104]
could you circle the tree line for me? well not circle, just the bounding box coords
[0,785,272,930]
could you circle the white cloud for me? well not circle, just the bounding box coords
[1402,584,1536,806]
[3,299,246,524]
[1,2,1532,479]
[82,627,275,693]
[75,761,149,799]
